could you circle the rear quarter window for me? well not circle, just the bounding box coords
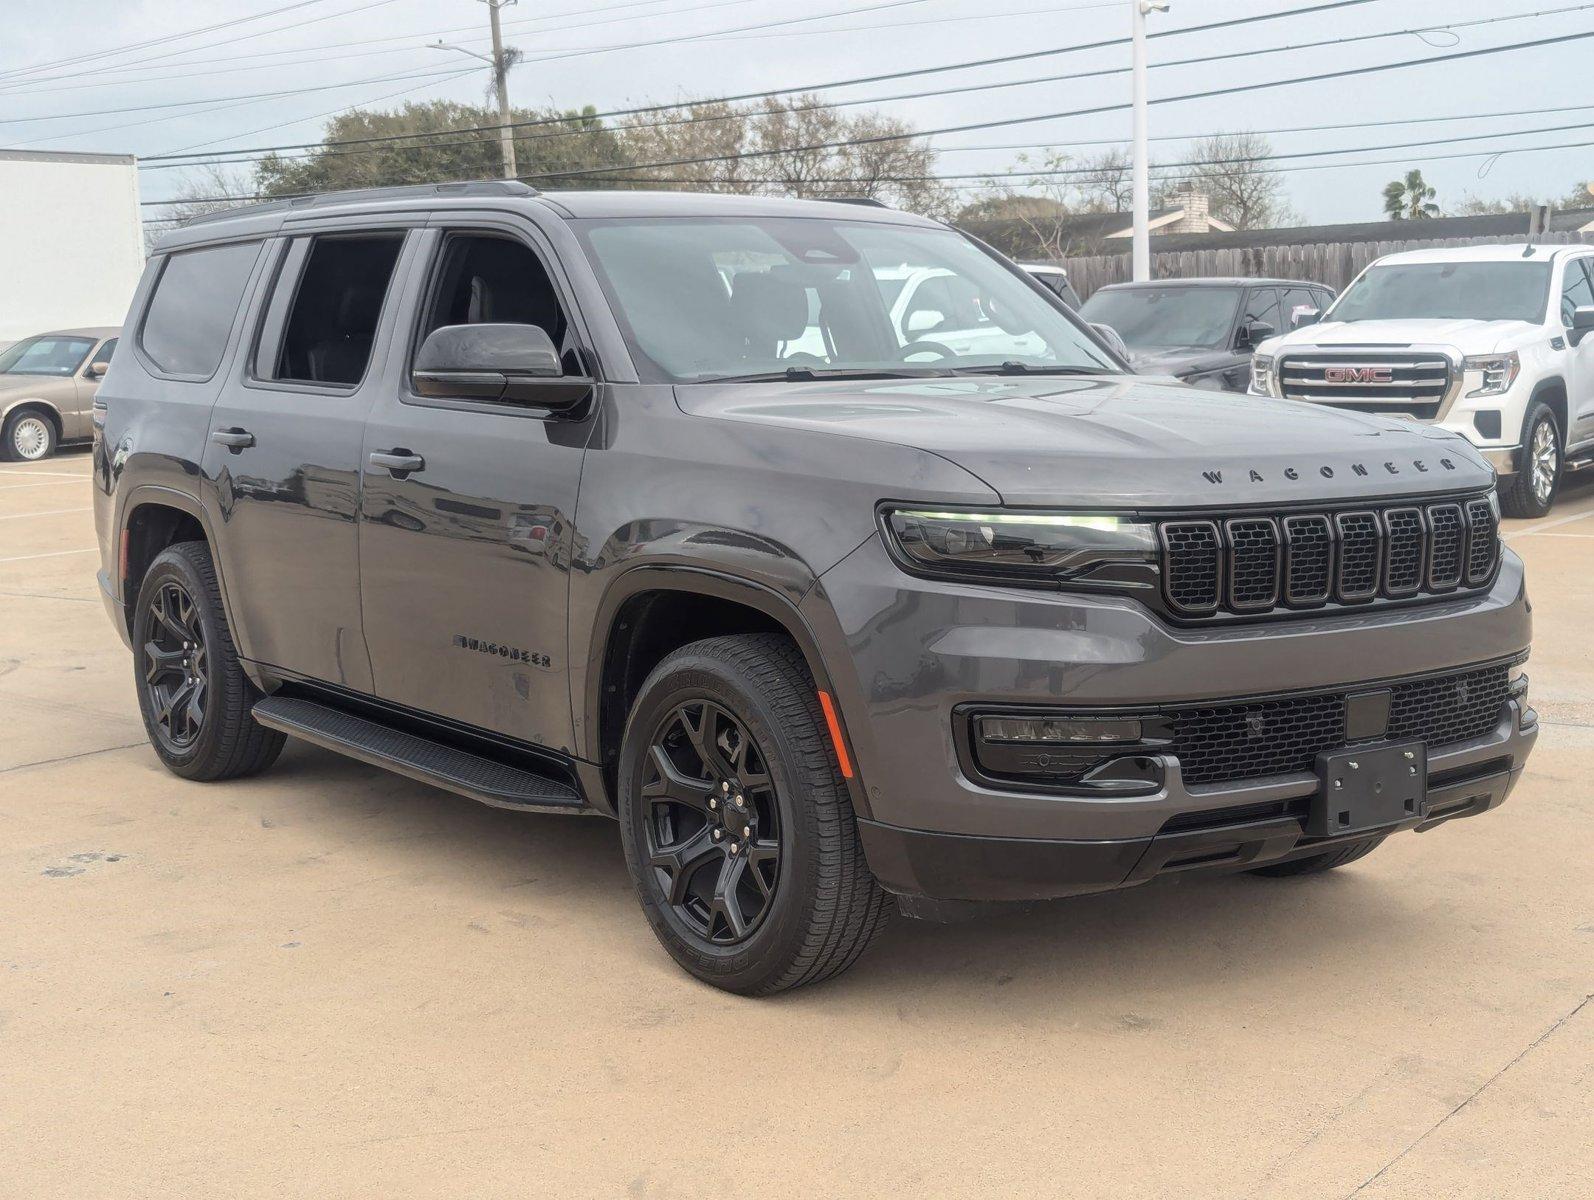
[139,241,262,378]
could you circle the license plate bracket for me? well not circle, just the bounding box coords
[1311,740,1426,837]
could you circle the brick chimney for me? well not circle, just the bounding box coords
[1167,181,1212,233]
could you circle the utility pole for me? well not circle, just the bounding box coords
[485,0,517,180]
[433,1,519,180]
[1131,0,1168,282]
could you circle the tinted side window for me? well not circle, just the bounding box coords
[417,233,574,370]
[1560,260,1594,326]
[1281,287,1321,328]
[270,235,404,386]
[140,242,260,377]
[93,338,118,366]
[1242,288,1282,337]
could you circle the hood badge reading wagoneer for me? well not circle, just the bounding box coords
[1202,458,1460,486]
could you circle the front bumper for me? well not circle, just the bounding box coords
[1479,445,1521,476]
[808,534,1535,902]
[860,698,1535,903]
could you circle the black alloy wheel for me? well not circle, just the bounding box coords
[641,700,782,945]
[142,579,208,750]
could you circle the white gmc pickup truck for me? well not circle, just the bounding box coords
[1252,243,1594,516]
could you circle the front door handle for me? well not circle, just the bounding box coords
[369,450,425,476]
[211,428,254,452]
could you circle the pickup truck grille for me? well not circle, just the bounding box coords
[1172,663,1511,785]
[1278,353,1451,418]
[1159,494,1499,619]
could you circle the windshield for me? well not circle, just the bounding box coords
[574,216,1118,382]
[1078,287,1241,350]
[1330,262,1552,323]
[0,335,95,377]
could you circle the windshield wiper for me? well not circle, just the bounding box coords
[698,366,954,384]
[950,361,1113,377]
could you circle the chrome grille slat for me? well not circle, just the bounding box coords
[1159,494,1499,621]
[1279,352,1452,404]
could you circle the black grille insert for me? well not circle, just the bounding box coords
[1335,511,1382,601]
[1158,493,1498,620]
[1428,504,1464,589]
[1162,521,1221,614]
[1172,663,1512,785]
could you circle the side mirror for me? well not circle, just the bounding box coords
[1570,306,1594,346]
[1090,322,1131,363]
[1240,320,1276,348]
[1291,306,1322,330]
[412,323,590,411]
[86,360,110,378]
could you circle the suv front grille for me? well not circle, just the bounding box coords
[1160,493,1499,620]
[1172,663,1511,785]
[1278,353,1451,416]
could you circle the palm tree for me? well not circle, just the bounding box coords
[1383,170,1440,220]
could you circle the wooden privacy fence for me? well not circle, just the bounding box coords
[1059,232,1594,300]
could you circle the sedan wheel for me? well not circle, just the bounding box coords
[9,414,55,461]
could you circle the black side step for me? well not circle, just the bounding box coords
[251,696,587,814]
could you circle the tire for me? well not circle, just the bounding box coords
[1500,401,1561,519]
[1,407,58,462]
[131,541,285,781]
[617,633,891,995]
[1248,835,1384,878]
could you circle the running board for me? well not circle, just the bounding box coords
[251,695,586,813]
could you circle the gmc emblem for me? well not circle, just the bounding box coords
[1324,366,1395,384]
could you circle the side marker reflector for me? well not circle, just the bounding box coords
[816,690,854,780]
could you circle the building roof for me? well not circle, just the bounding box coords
[1145,208,1594,252]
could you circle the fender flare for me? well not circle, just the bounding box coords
[116,485,244,643]
[579,564,864,812]
[0,395,65,435]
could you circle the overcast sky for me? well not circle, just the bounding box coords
[3,0,1592,225]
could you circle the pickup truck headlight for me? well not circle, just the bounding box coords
[1250,354,1275,395]
[1464,352,1520,398]
[882,508,1157,586]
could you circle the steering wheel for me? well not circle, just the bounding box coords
[896,340,957,362]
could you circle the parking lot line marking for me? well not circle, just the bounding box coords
[0,480,84,490]
[0,547,96,564]
[0,507,91,521]
[0,468,89,479]
[1516,531,1594,538]
[1503,505,1594,541]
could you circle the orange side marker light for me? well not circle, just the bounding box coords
[816,690,854,779]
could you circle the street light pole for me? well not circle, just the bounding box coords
[1131,0,1168,282]
[484,0,517,180]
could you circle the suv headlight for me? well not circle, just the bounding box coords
[881,508,1157,587]
[1464,352,1520,397]
[1250,354,1275,395]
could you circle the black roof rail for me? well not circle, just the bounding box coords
[824,196,894,209]
[181,179,539,227]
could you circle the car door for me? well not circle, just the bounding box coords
[356,219,597,752]
[1556,256,1594,443]
[200,227,416,692]
[66,336,117,440]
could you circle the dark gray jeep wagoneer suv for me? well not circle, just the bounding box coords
[93,183,1535,993]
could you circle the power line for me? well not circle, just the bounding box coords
[139,4,1594,176]
[139,113,1594,206]
[0,0,343,85]
[140,0,1395,165]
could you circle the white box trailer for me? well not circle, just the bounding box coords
[0,149,145,347]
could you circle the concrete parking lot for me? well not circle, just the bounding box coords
[2,449,1590,1199]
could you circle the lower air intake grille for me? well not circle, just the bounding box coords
[1171,663,1512,785]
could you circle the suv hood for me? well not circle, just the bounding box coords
[1276,317,1537,355]
[680,375,1492,508]
[1127,346,1238,377]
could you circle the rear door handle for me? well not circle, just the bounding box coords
[210,428,254,452]
[368,450,425,475]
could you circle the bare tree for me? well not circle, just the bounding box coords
[1072,147,1133,214]
[143,164,257,250]
[1181,132,1294,229]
